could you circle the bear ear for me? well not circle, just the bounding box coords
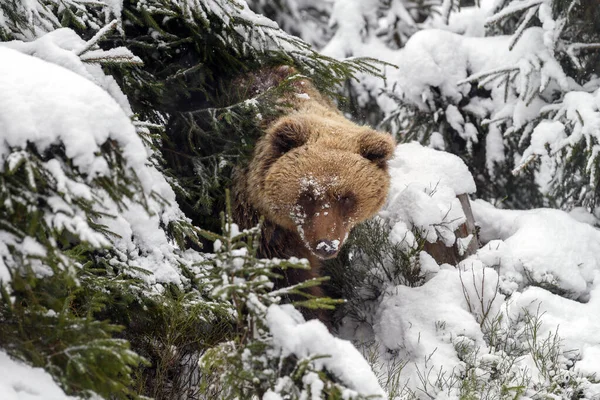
[358,130,395,167]
[270,117,310,154]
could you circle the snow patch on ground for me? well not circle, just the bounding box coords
[354,142,600,397]
[375,264,502,388]
[507,284,600,379]
[473,199,600,301]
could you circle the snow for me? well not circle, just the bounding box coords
[472,200,600,301]
[378,26,569,124]
[266,304,385,398]
[0,29,202,290]
[544,90,600,181]
[517,121,565,171]
[3,28,135,118]
[388,142,476,195]
[342,141,600,397]
[442,0,496,37]
[0,233,50,285]
[382,143,474,248]
[506,285,600,380]
[485,124,505,175]
[316,239,339,252]
[374,265,501,388]
[4,2,600,399]
[0,46,145,179]
[569,207,599,226]
[98,200,188,287]
[321,0,379,59]
[322,0,589,188]
[0,350,77,400]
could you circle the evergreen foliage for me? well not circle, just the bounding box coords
[0,0,385,398]
[94,0,382,233]
[4,0,599,398]
[0,130,148,398]
[0,0,120,40]
[325,219,425,329]
[197,194,366,399]
[0,1,232,397]
[473,0,600,209]
[246,0,333,48]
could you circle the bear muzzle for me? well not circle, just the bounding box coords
[314,239,341,259]
[301,215,350,260]
[287,178,355,259]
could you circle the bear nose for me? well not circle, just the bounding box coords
[314,240,339,259]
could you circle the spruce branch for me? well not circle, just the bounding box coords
[80,48,144,65]
[566,43,600,70]
[508,6,538,50]
[75,18,119,56]
[458,67,520,87]
[440,0,456,25]
[485,0,544,26]
[512,153,537,176]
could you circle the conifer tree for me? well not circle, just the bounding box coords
[0,2,237,396]
[320,0,600,211]
[246,0,333,47]
[484,0,600,210]
[197,194,385,399]
[0,0,386,398]
[93,0,380,234]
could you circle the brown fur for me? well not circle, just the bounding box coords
[232,67,395,312]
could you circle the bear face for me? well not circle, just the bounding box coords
[246,111,395,260]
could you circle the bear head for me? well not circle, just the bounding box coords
[250,112,395,260]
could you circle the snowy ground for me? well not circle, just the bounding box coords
[356,142,600,399]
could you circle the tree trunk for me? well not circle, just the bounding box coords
[422,193,479,265]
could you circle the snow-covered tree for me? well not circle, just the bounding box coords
[313,1,600,398]
[246,0,334,48]
[0,2,239,396]
[94,0,380,237]
[0,0,387,398]
[324,0,600,210]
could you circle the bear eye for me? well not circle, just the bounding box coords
[297,191,317,215]
[271,117,309,154]
[339,193,356,212]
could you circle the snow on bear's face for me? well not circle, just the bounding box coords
[261,114,394,259]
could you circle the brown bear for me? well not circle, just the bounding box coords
[232,67,395,304]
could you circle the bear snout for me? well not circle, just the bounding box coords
[314,239,340,259]
[295,202,348,259]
